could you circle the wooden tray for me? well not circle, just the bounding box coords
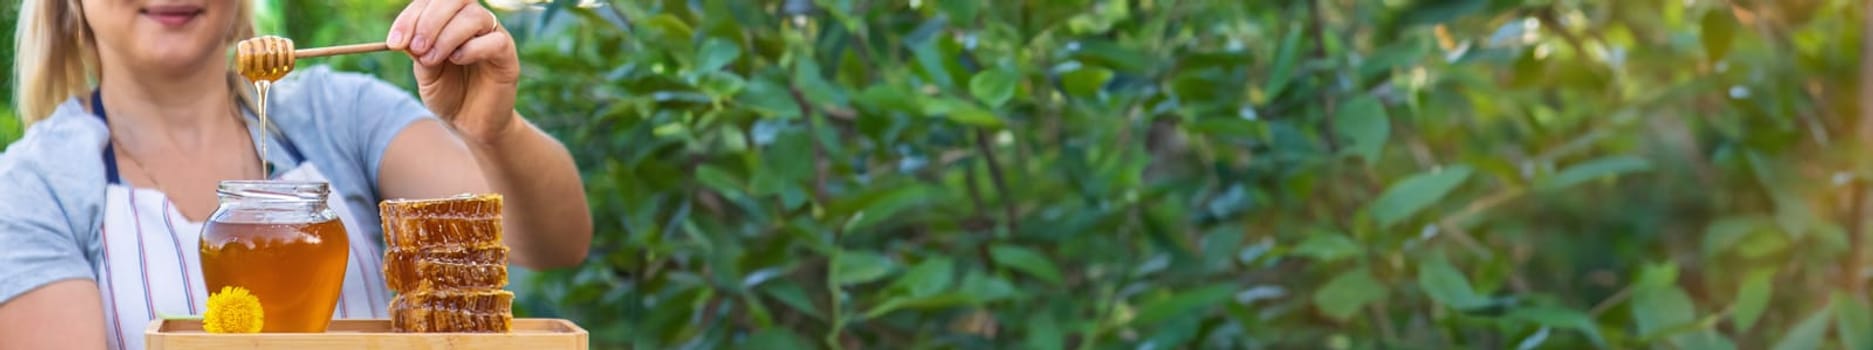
[146,318,588,350]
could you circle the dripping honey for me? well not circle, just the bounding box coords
[235,36,293,175]
[200,219,349,333]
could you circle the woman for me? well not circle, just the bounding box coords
[0,0,593,348]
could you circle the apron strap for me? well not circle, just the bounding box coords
[90,90,308,184]
[92,91,122,185]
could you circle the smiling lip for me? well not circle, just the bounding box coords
[140,5,204,27]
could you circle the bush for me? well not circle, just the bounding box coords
[8,0,1873,348]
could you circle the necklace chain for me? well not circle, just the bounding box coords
[103,103,265,192]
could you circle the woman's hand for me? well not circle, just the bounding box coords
[385,0,519,144]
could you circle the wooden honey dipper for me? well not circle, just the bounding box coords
[235,35,390,82]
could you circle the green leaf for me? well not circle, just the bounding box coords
[921,98,1003,128]
[1704,215,1773,257]
[1291,232,1363,262]
[1626,264,1736,349]
[1313,267,1386,321]
[1335,95,1389,163]
[889,257,956,298]
[991,244,1064,284]
[1061,65,1113,99]
[938,0,980,22]
[969,69,1018,108]
[1733,268,1774,332]
[1684,332,1738,350]
[947,104,1006,128]
[762,281,824,319]
[1188,118,1267,139]
[1838,292,1873,350]
[1537,155,1653,192]
[1264,23,1302,99]
[1132,285,1234,326]
[738,79,803,119]
[855,84,921,114]
[793,58,847,107]
[745,328,814,350]
[1417,253,1488,310]
[1773,303,1833,350]
[1398,0,1488,27]
[1024,311,1063,350]
[833,251,896,285]
[1508,305,1606,348]
[911,37,958,90]
[696,71,748,98]
[1748,152,1819,240]
[832,184,938,232]
[697,37,742,71]
[1702,8,1737,61]
[1632,284,1695,338]
[1371,165,1474,228]
[1638,262,1680,289]
[644,14,695,46]
[1359,38,1429,80]
[957,270,1020,303]
[694,165,745,194]
[862,293,977,318]
[1515,328,1551,350]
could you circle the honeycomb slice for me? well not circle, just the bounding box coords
[383,245,510,292]
[380,194,504,249]
[389,290,515,333]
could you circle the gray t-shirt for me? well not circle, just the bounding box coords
[0,66,431,304]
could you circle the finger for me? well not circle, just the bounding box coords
[386,0,430,50]
[410,0,472,56]
[447,25,514,66]
[421,6,497,65]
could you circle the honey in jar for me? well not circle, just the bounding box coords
[199,181,349,333]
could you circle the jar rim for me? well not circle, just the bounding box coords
[217,180,330,202]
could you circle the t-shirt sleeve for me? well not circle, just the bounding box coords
[312,70,436,184]
[0,174,94,304]
[0,114,105,304]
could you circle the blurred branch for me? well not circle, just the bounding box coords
[787,87,832,208]
[976,129,1019,232]
[964,160,988,218]
[1535,8,1589,59]
[1847,0,1873,295]
[1587,284,1631,317]
[945,21,1019,234]
[1847,180,1867,294]
[850,0,878,82]
[1435,187,1532,293]
[962,153,998,267]
[1306,0,1337,153]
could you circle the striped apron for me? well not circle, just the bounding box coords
[87,92,391,350]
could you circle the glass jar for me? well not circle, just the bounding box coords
[199,180,350,332]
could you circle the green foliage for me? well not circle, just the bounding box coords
[318,0,1873,347]
[1372,166,1474,228]
[5,0,1872,348]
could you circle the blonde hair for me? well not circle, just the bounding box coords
[14,0,256,123]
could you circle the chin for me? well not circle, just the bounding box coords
[138,44,225,74]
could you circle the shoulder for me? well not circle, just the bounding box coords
[5,99,109,186]
[269,65,419,112]
[262,66,431,133]
[0,99,107,302]
[0,99,108,232]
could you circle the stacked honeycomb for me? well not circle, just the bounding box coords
[380,194,512,333]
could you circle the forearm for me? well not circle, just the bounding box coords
[0,280,107,350]
[471,113,593,268]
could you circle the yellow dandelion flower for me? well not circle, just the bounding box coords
[203,286,264,333]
